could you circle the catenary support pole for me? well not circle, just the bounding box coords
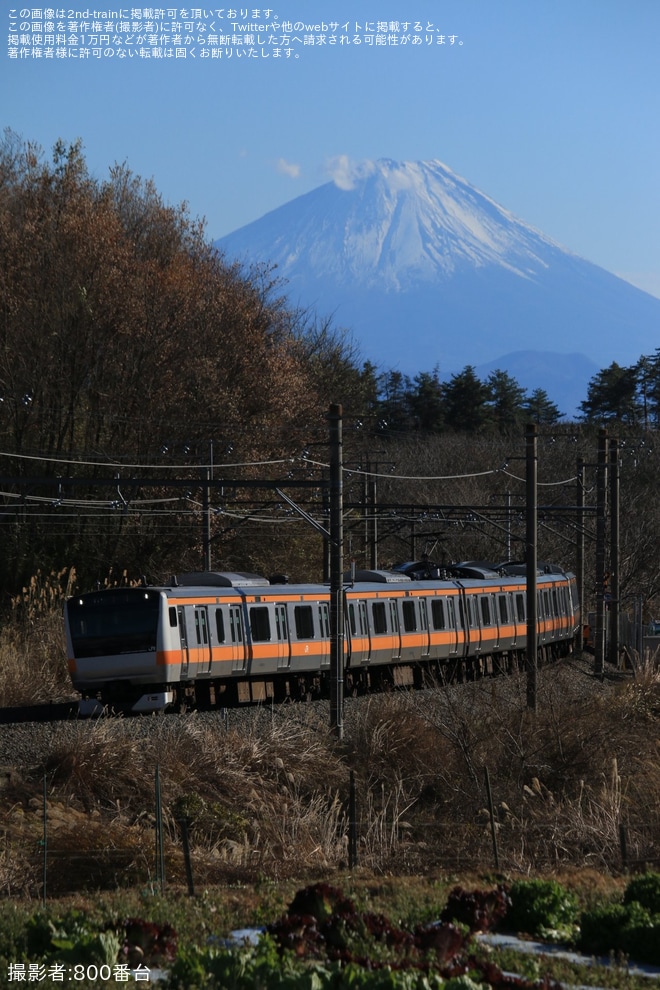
[594,429,608,677]
[369,468,378,569]
[329,404,344,739]
[525,423,538,711]
[203,466,212,572]
[576,458,585,650]
[609,437,620,667]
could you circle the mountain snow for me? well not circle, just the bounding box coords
[220,159,561,288]
[215,158,660,416]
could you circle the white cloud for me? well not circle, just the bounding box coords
[276,158,301,179]
[325,155,376,190]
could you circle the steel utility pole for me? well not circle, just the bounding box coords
[329,404,344,739]
[526,423,538,711]
[594,429,608,677]
[202,465,212,571]
[576,457,585,645]
[608,437,620,668]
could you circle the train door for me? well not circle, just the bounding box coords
[194,606,212,674]
[229,604,246,672]
[470,596,483,654]
[420,598,431,657]
[318,602,330,668]
[177,606,210,678]
[275,603,291,669]
[446,596,459,655]
[481,594,498,649]
[177,606,189,678]
[430,594,458,657]
[538,589,548,644]
[497,592,514,649]
[514,592,526,644]
[347,599,371,664]
[389,600,401,659]
[456,592,468,657]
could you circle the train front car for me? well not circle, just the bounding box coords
[65,586,176,714]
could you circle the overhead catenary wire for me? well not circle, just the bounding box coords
[0,450,298,471]
[0,448,582,488]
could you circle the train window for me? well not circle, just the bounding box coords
[389,600,400,634]
[446,597,456,629]
[402,600,417,632]
[372,601,387,634]
[515,594,525,622]
[359,601,369,636]
[552,589,560,616]
[169,606,178,627]
[215,608,226,642]
[348,602,357,636]
[480,597,491,625]
[194,608,208,645]
[229,606,243,644]
[249,606,271,642]
[275,605,288,641]
[431,598,446,630]
[419,599,429,632]
[318,602,330,638]
[294,605,315,639]
[498,595,508,623]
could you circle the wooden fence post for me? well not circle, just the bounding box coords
[484,767,500,871]
[348,770,358,869]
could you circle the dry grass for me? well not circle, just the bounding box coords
[1,604,659,895]
[0,569,75,706]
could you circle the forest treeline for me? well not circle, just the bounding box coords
[367,354,660,435]
[1,130,659,604]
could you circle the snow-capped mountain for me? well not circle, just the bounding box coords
[215,159,660,414]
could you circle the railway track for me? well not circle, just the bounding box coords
[0,700,83,724]
[0,652,601,727]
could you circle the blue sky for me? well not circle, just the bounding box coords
[3,0,660,297]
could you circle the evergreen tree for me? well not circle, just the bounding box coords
[485,369,528,433]
[376,369,414,434]
[636,350,660,430]
[409,368,445,433]
[580,362,640,424]
[524,388,563,425]
[443,366,490,432]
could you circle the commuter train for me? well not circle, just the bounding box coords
[64,560,580,714]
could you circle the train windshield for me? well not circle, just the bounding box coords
[67,589,161,658]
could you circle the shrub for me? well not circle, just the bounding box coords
[623,872,660,914]
[579,902,631,956]
[504,879,579,938]
[0,904,30,971]
[579,900,660,965]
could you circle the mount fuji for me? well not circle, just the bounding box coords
[215,159,660,416]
